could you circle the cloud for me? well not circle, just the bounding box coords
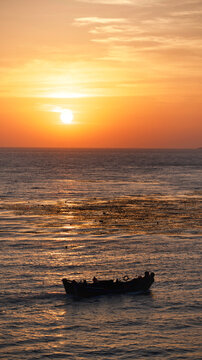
[73,2,202,63]
[90,25,123,34]
[74,17,127,26]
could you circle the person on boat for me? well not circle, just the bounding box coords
[93,276,98,283]
[144,271,149,279]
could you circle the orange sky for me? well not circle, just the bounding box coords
[1,0,202,148]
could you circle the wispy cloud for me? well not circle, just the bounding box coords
[74,17,127,25]
[73,2,202,62]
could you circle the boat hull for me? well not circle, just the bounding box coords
[62,272,155,298]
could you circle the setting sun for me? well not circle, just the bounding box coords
[60,109,74,125]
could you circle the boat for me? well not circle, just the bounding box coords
[62,271,155,298]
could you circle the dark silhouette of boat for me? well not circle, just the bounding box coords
[62,271,155,298]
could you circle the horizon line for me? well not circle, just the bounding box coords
[0,146,201,150]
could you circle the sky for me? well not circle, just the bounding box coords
[0,0,202,148]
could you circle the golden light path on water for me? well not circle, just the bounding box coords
[3,195,201,235]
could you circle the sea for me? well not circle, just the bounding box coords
[0,148,201,360]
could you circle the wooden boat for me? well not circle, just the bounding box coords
[62,271,155,298]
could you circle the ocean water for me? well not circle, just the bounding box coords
[0,148,201,360]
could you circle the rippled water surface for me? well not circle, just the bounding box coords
[0,148,201,359]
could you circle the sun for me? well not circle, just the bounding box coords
[60,109,74,124]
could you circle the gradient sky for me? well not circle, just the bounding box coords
[1,0,202,148]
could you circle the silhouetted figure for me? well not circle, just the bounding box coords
[144,271,149,279]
